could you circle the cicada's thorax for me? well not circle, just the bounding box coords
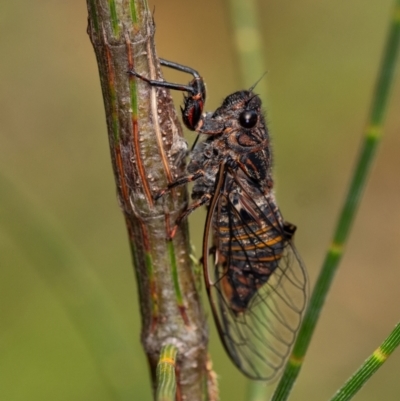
[188,131,273,200]
[187,136,226,201]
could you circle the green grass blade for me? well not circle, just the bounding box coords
[226,0,268,102]
[329,323,400,401]
[246,381,272,401]
[0,173,137,400]
[272,2,400,400]
[156,344,178,401]
[226,2,273,399]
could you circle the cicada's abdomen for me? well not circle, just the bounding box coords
[215,190,287,314]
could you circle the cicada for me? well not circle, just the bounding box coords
[129,60,308,380]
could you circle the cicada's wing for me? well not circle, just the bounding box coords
[202,167,308,381]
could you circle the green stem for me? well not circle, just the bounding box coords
[272,2,400,400]
[156,345,178,401]
[246,381,272,401]
[330,323,400,401]
[226,1,271,398]
[226,0,268,102]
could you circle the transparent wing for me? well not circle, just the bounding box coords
[203,167,308,381]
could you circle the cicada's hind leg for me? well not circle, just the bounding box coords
[169,193,212,240]
[154,169,208,238]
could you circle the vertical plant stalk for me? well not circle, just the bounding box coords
[272,2,400,400]
[329,323,400,401]
[86,1,208,399]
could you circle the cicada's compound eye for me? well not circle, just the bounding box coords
[239,110,258,129]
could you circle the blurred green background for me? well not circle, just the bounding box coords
[1,1,400,400]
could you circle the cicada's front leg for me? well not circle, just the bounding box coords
[128,59,206,131]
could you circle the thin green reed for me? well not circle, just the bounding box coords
[272,3,400,400]
[329,324,400,401]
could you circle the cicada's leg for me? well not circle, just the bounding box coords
[154,170,204,200]
[169,193,212,240]
[159,59,202,80]
[159,59,206,131]
[127,69,196,94]
[128,59,206,131]
[127,58,203,96]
